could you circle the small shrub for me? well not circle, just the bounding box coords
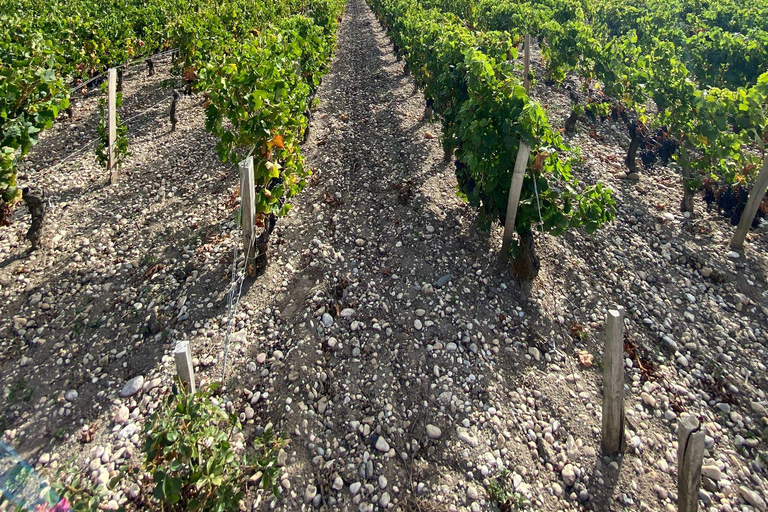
[142,382,283,511]
[487,469,529,511]
[95,86,129,170]
[47,467,121,512]
[6,378,35,404]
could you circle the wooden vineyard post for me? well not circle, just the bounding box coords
[116,68,124,93]
[107,68,118,184]
[501,141,532,255]
[501,35,533,258]
[174,339,196,393]
[170,90,180,132]
[601,307,626,455]
[523,34,531,93]
[240,156,257,277]
[730,157,768,250]
[677,415,705,512]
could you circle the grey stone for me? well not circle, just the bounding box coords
[426,424,442,439]
[304,484,317,503]
[120,376,144,397]
[114,406,130,424]
[739,486,767,511]
[375,436,390,453]
[230,330,247,343]
[561,464,576,487]
[701,465,724,481]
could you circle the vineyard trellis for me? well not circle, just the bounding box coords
[1,0,766,509]
[0,0,347,438]
[417,0,768,243]
[372,0,616,278]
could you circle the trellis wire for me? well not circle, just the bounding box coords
[220,222,254,382]
[37,138,99,180]
[220,146,258,381]
[69,75,106,95]
[121,93,175,127]
[68,47,179,94]
[38,93,172,182]
[532,169,544,231]
[58,53,183,177]
[41,64,258,382]
[120,47,178,71]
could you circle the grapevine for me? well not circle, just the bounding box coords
[370,0,615,278]
[95,91,129,171]
[417,0,768,221]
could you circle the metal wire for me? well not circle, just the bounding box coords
[36,137,100,179]
[42,92,172,172]
[54,55,183,182]
[532,170,544,231]
[220,147,258,382]
[35,93,169,179]
[68,47,179,94]
[220,227,253,382]
[120,47,178,71]
[69,75,106,95]
[122,94,175,127]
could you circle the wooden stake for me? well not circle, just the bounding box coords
[107,68,118,184]
[174,339,196,393]
[730,156,768,250]
[523,34,531,93]
[116,68,124,93]
[240,156,257,277]
[170,90,179,132]
[677,414,705,512]
[601,307,626,455]
[501,141,531,255]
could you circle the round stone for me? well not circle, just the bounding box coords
[426,424,442,439]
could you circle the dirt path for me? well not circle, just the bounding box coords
[231,1,768,510]
[226,0,660,510]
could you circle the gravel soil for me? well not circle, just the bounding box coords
[1,0,768,511]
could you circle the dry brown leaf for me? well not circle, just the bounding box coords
[570,322,585,338]
[578,350,593,368]
[182,66,197,82]
[589,130,604,141]
[80,421,99,443]
[144,263,165,280]
[532,152,551,172]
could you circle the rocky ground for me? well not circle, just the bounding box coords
[2,0,768,511]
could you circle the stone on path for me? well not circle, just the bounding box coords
[114,406,130,424]
[375,436,390,453]
[426,424,442,439]
[120,376,144,397]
